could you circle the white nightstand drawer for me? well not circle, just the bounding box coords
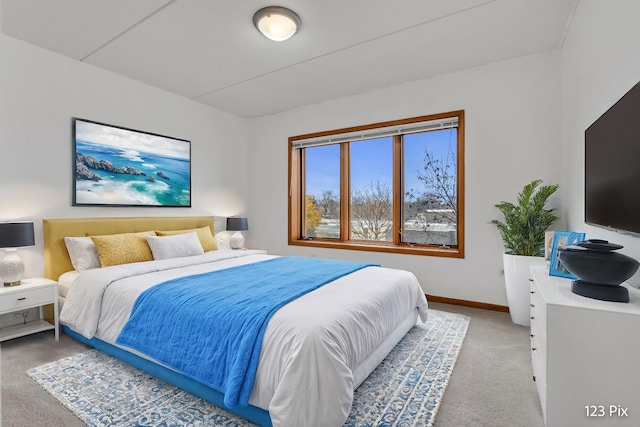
[0,286,54,312]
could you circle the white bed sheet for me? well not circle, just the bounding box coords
[60,251,428,427]
[57,270,80,298]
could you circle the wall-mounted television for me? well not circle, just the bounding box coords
[585,80,640,236]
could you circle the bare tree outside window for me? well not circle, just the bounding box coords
[350,180,393,241]
[318,190,339,219]
[405,149,457,246]
[310,191,340,239]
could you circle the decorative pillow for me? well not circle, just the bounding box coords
[64,236,101,271]
[155,226,218,251]
[146,232,205,260]
[91,231,156,267]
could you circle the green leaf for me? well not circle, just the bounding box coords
[491,180,559,256]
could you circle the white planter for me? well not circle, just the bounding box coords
[503,253,545,326]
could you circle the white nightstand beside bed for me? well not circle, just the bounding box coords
[0,277,58,342]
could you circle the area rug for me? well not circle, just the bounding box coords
[28,309,470,427]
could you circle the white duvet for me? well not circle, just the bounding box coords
[60,251,428,427]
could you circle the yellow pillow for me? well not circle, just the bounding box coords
[91,231,156,267]
[155,226,217,251]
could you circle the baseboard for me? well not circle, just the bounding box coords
[426,294,509,313]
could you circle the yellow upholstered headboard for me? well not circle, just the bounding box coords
[43,216,215,281]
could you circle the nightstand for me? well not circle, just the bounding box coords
[0,278,59,342]
[237,249,267,254]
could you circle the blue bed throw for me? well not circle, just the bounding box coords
[115,256,379,408]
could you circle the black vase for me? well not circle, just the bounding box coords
[558,239,639,303]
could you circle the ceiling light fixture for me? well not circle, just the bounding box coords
[253,6,301,41]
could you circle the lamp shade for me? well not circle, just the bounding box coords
[0,222,35,248]
[227,217,248,232]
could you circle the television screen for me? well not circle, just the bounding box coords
[73,118,191,207]
[585,80,640,235]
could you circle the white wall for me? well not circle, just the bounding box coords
[0,36,250,278]
[0,27,581,306]
[561,0,640,285]
[248,52,563,306]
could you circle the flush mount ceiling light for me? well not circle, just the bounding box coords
[253,6,301,41]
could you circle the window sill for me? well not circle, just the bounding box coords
[289,238,463,258]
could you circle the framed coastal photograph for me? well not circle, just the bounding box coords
[549,231,585,279]
[72,118,191,207]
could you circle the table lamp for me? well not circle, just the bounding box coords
[0,221,35,286]
[227,217,248,250]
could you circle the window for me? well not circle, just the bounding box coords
[288,110,464,258]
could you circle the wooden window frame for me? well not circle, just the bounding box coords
[288,110,465,258]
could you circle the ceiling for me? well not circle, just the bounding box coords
[1,0,578,118]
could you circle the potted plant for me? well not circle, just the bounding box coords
[491,179,559,326]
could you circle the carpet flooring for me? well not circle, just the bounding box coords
[1,303,544,426]
[27,310,469,427]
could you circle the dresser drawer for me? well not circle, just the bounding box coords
[0,286,54,313]
[529,283,546,333]
[530,320,546,382]
[532,349,548,424]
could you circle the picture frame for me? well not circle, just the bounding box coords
[544,230,555,266]
[549,231,586,279]
[73,118,191,207]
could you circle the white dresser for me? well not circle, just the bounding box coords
[529,266,640,426]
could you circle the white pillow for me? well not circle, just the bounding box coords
[64,236,101,271]
[146,232,204,260]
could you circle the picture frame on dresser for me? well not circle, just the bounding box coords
[544,230,555,266]
[549,231,585,279]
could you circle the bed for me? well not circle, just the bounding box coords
[44,216,429,427]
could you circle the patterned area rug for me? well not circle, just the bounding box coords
[28,309,469,427]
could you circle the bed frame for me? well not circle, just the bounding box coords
[43,216,273,426]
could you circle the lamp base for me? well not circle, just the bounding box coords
[4,280,21,287]
[571,280,629,303]
[229,231,245,250]
[0,250,25,286]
